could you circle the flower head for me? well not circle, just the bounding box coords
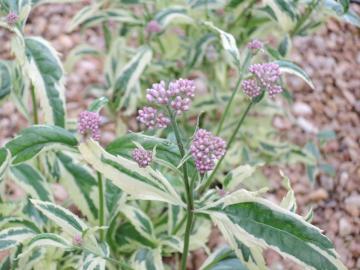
[146,79,196,115]
[132,148,153,168]
[167,79,195,114]
[78,111,101,141]
[249,63,281,89]
[247,39,263,51]
[145,20,162,34]
[242,79,262,98]
[137,106,170,129]
[6,12,18,26]
[190,129,226,174]
[146,81,168,104]
[268,84,283,97]
[72,234,83,246]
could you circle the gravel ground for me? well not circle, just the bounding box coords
[0,3,359,270]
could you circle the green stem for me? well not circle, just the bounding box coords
[166,107,194,270]
[199,102,253,193]
[97,172,105,242]
[30,84,38,125]
[216,77,243,135]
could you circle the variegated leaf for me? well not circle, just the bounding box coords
[5,125,78,164]
[200,246,248,270]
[10,163,53,201]
[0,61,11,102]
[56,152,99,223]
[188,0,227,10]
[111,46,152,111]
[81,253,106,270]
[121,205,156,243]
[154,6,193,28]
[131,248,164,270]
[203,21,241,68]
[0,148,11,180]
[17,233,71,259]
[188,34,217,68]
[275,60,315,89]
[0,227,35,251]
[88,97,109,113]
[201,189,347,270]
[21,37,66,127]
[79,139,184,206]
[30,200,88,235]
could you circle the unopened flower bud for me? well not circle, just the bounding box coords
[78,111,101,141]
[6,12,18,26]
[132,148,152,168]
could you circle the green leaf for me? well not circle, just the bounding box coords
[275,60,315,89]
[79,139,184,206]
[188,34,217,68]
[106,133,187,169]
[120,204,157,247]
[0,61,11,101]
[223,165,256,190]
[339,0,350,12]
[342,9,360,27]
[0,148,11,180]
[10,163,53,201]
[17,233,71,259]
[23,37,66,127]
[30,199,88,235]
[81,252,106,270]
[131,248,164,270]
[0,227,35,251]
[154,6,193,28]
[56,152,99,223]
[200,246,248,270]
[5,125,78,164]
[113,221,157,250]
[317,130,336,141]
[189,0,227,9]
[0,217,40,234]
[203,190,347,270]
[203,21,241,68]
[111,46,152,111]
[88,97,109,113]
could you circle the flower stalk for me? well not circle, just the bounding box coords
[97,171,105,242]
[167,107,194,270]
[199,101,253,193]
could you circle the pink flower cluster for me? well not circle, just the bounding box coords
[132,148,153,168]
[6,12,18,26]
[242,62,282,98]
[72,234,83,246]
[137,106,170,129]
[78,111,101,141]
[190,129,226,174]
[247,39,263,51]
[146,79,195,115]
[241,79,261,98]
[146,20,162,34]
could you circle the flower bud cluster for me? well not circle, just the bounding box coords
[242,62,282,98]
[78,111,101,141]
[190,129,226,174]
[136,106,170,129]
[138,78,196,129]
[247,39,263,52]
[132,148,153,168]
[6,12,18,26]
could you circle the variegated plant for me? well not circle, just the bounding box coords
[0,0,356,269]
